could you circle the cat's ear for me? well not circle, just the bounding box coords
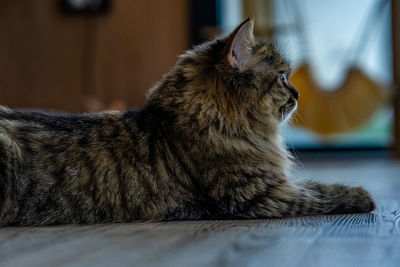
[226,18,255,69]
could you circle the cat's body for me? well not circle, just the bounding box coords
[0,19,374,226]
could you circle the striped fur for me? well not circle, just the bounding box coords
[0,19,374,226]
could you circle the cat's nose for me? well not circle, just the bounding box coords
[289,87,299,100]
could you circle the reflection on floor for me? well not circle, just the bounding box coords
[0,153,399,267]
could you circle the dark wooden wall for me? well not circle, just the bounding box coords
[0,0,188,112]
[392,0,400,158]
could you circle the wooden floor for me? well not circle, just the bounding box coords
[0,154,399,267]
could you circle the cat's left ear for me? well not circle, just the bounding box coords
[226,18,255,69]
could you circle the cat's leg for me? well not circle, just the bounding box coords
[241,181,375,218]
[297,180,375,215]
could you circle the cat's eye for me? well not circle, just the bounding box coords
[279,72,287,84]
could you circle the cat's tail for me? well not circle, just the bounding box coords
[0,127,23,225]
[0,106,11,112]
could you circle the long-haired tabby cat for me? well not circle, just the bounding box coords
[0,19,374,226]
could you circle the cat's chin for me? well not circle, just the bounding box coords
[280,101,297,124]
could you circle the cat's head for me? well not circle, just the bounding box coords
[147,19,299,136]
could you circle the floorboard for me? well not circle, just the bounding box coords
[0,156,399,267]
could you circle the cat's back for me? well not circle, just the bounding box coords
[0,107,140,137]
[0,107,126,134]
[0,107,147,169]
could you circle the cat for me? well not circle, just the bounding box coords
[0,19,375,226]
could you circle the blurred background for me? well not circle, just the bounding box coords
[0,0,399,157]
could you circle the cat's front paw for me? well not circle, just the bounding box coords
[328,187,376,215]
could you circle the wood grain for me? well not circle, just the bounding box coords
[91,0,188,109]
[0,1,188,112]
[0,157,399,267]
[0,0,87,112]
